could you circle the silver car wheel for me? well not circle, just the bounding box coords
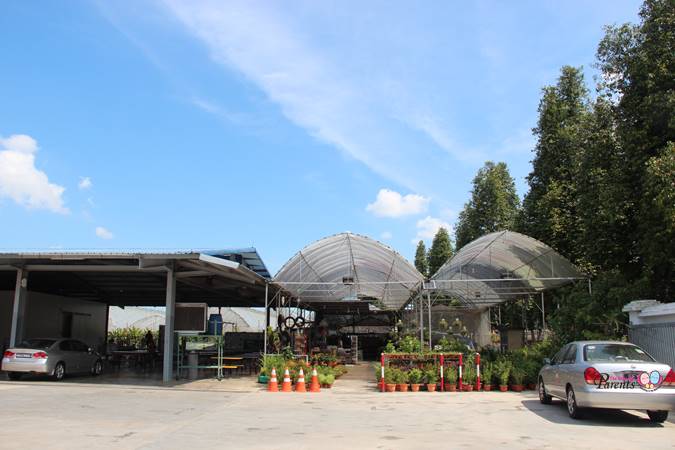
[93,360,102,376]
[567,389,574,414]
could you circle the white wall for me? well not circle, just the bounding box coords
[0,291,107,351]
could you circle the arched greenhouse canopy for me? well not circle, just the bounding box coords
[430,230,583,308]
[274,232,423,310]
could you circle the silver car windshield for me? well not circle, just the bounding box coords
[584,344,654,363]
[19,339,57,349]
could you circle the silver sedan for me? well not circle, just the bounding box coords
[538,340,675,423]
[2,338,103,381]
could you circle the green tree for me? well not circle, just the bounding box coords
[414,240,429,277]
[455,161,520,249]
[595,0,675,299]
[427,227,453,276]
[518,66,590,263]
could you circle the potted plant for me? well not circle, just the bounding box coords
[496,360,511,392]
[396,368,410,392]
[408,368,423,392]
[384,367,396,392]
[510,366,525,392]
[481,361,493,391]
[525,359,539,390]
[462,356,475,391]
[424,367,438,392]
[445,366,458,392]
[319,373,335,388]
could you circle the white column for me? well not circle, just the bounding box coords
[162,267,176,383]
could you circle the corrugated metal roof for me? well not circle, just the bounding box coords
[274,232,423,310]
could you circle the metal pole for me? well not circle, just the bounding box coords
[9,268,28,347]
[419,294,424,346]
[263,282,269,357]
[587,278,592,295]
[541,292,546,331]
[162,266,176,383]
[427,290,432,350]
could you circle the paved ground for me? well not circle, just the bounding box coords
[0,365,673,449]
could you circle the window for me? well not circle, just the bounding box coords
[72,341,89,352]
[59,340,73,351]
[19,339,56,349]
[561,345,577,364]
[584,344,654,363]
[551,345,569,365]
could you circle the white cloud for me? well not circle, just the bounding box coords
[95,226,114,240]
[0,134,68,214]
[156,1,444,193]
[78,176,92,190]
[380,231,393,240]
[366,189,429,218]
[413,216,451,244]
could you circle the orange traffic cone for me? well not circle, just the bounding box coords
[281,368,292,392]
[267,367,278,392]
[295,368,307,392]
[309,366,321,392]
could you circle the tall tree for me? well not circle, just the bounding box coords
[414,240,429,277]
[427,227,453,276]
[455,161,520,250]
[595,0,675,298]
[518,65,590,263]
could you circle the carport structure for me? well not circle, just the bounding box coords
[0,251,280,382]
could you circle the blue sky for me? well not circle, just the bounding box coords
[0,0,640,273]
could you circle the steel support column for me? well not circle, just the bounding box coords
[427,290,432,349]
[263,282,269,356]
[541,292,546,330]
[419,293,424,346]
[162,266,176,383]
[9,268,28,347]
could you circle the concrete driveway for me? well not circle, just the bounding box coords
[0,376,673,449]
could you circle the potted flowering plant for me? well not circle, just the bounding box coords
[481,361,493,391]
[424,367,438,392]
[445,366,458,392]
[396,368,410,392]
[495,359,511,392]
[408,368,424,392]
[462,355,475,391]
[384,367,396,392]
[510,366,525,392]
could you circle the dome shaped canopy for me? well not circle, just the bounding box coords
[274,233,423,310]
[431,230,582,307]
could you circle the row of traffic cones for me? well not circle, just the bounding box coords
[268,367,320,392]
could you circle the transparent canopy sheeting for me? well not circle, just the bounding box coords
[274,233,423,310]
[430,230,583,308]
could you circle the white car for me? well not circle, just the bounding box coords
[538,341,675,423]
[2,338,103,381]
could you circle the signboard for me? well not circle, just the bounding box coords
[175,303,208,333]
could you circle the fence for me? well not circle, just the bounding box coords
[628,323,675,369]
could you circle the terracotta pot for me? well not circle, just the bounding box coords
[527,383,537,390]
[499,385,508,392]
[385,383,397,392]
[510,385,524,392]
[397,384,409,392]
[463,385,474,392]
[483,384,492,391]
[445,384,456,392]
[426,384,437,392]
[410,384,421,392]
